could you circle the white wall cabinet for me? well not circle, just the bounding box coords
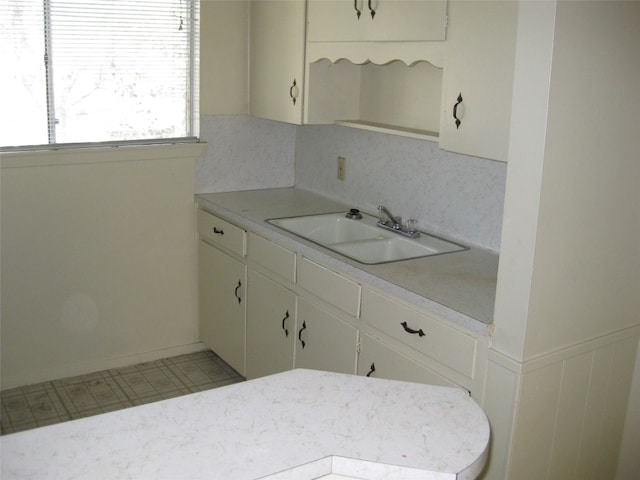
[249,0,306,124]
[304,0,445,139]
[246,0,518,160]
[438,1,518,162]
[306,0,447,42]
[247,0,444,138]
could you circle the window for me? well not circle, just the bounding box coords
[0,0,199,150]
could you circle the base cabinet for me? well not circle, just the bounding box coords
[295,297,359,375]
[198,239,247,376]
[197,205,486,400]
[246,270,359,379]
[357,334,459,389]
[360,287,485,399]
[246,269,296,379]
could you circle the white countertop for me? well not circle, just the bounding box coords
[0,369,490,480]
[196,188,498,331]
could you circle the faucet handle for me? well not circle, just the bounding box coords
[406,219,418,233]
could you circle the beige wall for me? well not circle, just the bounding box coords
[494,0,640,362]
[524,0,640,359]
[0,145,205,389]
[0,0,250,390]
[486,2,640,478]
[200,0,248,115]
[491,0,555,359]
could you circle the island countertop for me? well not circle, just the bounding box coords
[196,188,498,332]
[1,369,490,480]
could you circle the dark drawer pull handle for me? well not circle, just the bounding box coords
[368,0,375,19]
[354,0,361,19]
[453,93,463,129]
[400,321,425,337]
[298,321,307,349]
[282,310,290,337]
[366,362,376,377]
[213,227,224,235]
[234,280,242,304]
[289,78,298,106]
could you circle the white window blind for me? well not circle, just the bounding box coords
[0,0,199,150]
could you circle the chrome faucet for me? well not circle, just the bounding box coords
[377,205,421,238]
[377,205,402,229]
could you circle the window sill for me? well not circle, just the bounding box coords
[0,142,207,169]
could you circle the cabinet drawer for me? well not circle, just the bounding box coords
[298,257,361,317]
[362,288,477,379]
[197,209,246,257]
[248,233,296,283]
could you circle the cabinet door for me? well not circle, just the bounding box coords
[295,297,358,375]
[199,240,247,376]
[246,270,296,380]
[249,0,306,124]
[439,1,518,162]
[307,0,447,42]
[358,334,460,389]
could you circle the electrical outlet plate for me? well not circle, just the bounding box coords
[337,156,346,180]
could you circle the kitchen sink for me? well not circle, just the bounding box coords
[267,212,381,244]
[266,211,467,264]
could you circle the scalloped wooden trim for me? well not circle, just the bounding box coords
[306,41,444,68]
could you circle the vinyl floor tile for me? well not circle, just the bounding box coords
[0,350,243,435]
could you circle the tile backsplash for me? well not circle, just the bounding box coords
[197,115,506,252]
[196,115,296,194]
[296,125,506,251]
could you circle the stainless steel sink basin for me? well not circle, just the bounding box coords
[267,212,467,264]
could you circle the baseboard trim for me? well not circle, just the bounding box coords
[1,342,209,390]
